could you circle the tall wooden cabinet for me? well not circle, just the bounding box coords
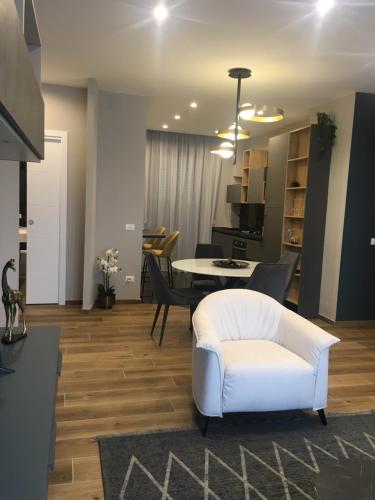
[281,125,332,317]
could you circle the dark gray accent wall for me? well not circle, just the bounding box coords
[336,92,375,321]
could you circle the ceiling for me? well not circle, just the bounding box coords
[34,0,375,137]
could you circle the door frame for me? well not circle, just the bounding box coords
[44,129,67,305]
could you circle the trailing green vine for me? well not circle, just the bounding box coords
[316,112,337,152]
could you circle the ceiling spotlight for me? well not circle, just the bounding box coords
[153,4,168,21]
[190,102,198,108]
[174,114,181,120]
[210,141,234,159]
[317,0,334,15]
[162,124,169,129]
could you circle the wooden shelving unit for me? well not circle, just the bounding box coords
[282,126,310,307]
[242,149,268,203]
[281,125,332,317]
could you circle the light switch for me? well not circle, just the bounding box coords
[371,238,375,246]
[125,224,135,231]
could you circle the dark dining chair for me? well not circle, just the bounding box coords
[192,243,224,292]
[145,253,204,346]
[278,251,300,301]
[244,263,289,303]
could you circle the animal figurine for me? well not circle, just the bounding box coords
[1,259,27,344]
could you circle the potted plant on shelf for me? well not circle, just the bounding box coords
[96,248,122,309]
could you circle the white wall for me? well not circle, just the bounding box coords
[95,91,147,301]
[0,161,19,326]
[310,93,356,321]
[42,84,87,301]
[82,79,99,310]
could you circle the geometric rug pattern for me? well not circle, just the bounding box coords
[98,413,375,499]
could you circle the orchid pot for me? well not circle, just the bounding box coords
[96,248,122,309]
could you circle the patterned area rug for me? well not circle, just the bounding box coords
[98,413,375,499]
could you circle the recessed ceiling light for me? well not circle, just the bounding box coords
[190,102,198,109]
[153,4,168,21]
[317,0,334,15]
[162,124,169,129]
[174,114,181,120]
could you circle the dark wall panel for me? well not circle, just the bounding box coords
[336,92,375,320]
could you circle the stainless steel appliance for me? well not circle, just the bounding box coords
[232,239,247,259]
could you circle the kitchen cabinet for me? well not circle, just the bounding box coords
[226,184,241,203]
[262,133,289,261]
[0,0,44,161]
[248,167,266,204]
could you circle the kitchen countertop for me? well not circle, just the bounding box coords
[212,227,263,242]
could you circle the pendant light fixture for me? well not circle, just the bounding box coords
[212,67,284,164]
[217,123,250,141]
[210,141,234,159]
[242,104,284,123]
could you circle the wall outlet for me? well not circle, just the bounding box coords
[125,275,135,283]
[371,238,375,246]
[125,224,135,231]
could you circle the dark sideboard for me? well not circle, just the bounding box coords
[0,326,61,500]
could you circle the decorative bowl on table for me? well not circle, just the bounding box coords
[212,259,250,269]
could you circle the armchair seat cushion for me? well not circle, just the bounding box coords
[222,339,315,413]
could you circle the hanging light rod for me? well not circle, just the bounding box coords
[227,67,252,164]
[212,67,285,164]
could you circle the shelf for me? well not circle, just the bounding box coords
[285,186,306,191]
[284,215,305,219]
[242,184,248,187]
[288,155,309,162]
[283,241,302,248]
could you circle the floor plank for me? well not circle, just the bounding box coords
[23,302,375,499]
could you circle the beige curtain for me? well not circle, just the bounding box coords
[145,130,222,260]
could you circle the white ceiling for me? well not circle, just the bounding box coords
[34,0,375,137]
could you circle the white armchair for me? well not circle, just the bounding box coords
[192,289,340,431]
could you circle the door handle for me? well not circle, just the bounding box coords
[28,219,34,226]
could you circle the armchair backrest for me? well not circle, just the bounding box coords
[193,289,283,343]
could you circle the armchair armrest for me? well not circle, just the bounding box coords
[277,308,340,372]
[192,311,225,417]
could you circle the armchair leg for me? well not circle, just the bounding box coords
[201,416,210,437]
[150,304,162,337]
[317,409,327,426]
[159,304,169,346]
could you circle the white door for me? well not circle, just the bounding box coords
[27,132,67,304]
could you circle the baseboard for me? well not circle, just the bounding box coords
[65,300,83,306]
[318,314,375,328]
[115,299,142,304]
[333,320,375,328]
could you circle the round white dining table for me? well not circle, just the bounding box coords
[172,258,258,279]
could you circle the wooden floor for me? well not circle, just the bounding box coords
[25,303,375,500]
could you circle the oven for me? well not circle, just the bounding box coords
[232,239,247,260]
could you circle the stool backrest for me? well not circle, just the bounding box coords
[158,231,180,257]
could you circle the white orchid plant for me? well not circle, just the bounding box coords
[96,248,122,296]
